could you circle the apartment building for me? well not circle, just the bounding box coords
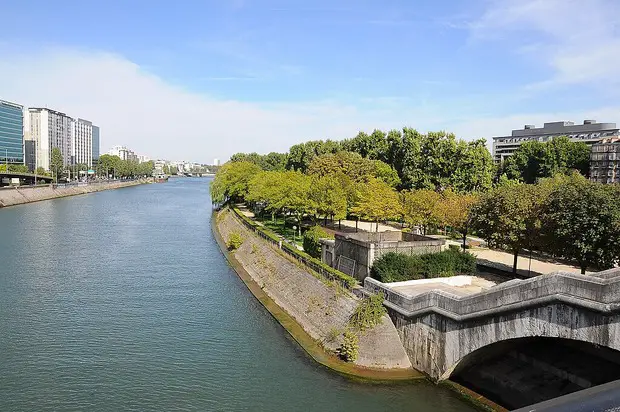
[28,108,74,171]
[92,125,100,167]
[0,99,24,165]
[492,120,619,163]
[108,145,138,162]
[590,137,620,184]
[72,118,93,167]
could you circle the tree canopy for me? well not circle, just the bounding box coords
[502,136,590,184]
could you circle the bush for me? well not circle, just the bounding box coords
[227,232,244,251]
[371,249,476,282]
[303,225,333,258]
[349,293,386,332]
[338,331,359,362]
[370,252,424,283]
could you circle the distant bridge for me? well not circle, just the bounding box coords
[0,171,53,186]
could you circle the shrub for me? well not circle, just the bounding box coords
[371,252,424,282]
[303,225,333,258]
[371,249,476,282]
[227,232,244,251]
[338,331,359,362]
[349,293,386,332]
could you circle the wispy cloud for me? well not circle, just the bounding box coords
[468,0,620,90]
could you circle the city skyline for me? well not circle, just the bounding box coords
[0,0,619,161]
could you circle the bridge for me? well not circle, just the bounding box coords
[0,171,53,186]
[363,268,620,409]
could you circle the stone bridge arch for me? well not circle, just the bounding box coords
[363,268,620,381]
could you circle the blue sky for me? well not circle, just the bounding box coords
[1,0,619,162]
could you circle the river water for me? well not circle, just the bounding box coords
[0,178,476,411]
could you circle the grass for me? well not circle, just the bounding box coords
[255,214,304,247]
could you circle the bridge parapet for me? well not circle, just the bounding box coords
[363,269,620,381]
[364,269,620,321]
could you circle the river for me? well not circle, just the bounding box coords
[0,178,477,411]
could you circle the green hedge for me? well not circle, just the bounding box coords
[303,225,334,258]
[371,248,477,283]
[229,207,357,289]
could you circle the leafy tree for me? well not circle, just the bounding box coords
[302,225,333,258]
[98,154,121,178]
[541,173,620,273]
[401,189,442,235]
[437,189,480,249]
[35,167,49,177]
[277,171,316,236]
[286,140,341,172]
[471,183,548,274]
[503,136,590,183]
[351,178,401,231]
[211,161,261,203]
[8,164,28,173]
[307,151,399,187]
[50,147,64,182]
[246,171,286,218]
[310,174,347,223]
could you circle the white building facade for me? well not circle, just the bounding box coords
[72,118,93,167]
[492,120,619,163]
[108,145,138,162]
[28,108,74,171]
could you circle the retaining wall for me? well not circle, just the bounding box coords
[217,208,412,370]
[0,179,150,208]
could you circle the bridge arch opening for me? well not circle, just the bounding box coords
[449,337,620,410]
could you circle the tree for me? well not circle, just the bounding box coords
[437,189,479,249]
[35,167,49,177]
[503,136,591,183]
[211,161,261,203]
[50,147,64,182]
[401,189,441,235]
[351,178,401,231]
[7,164,28,173]
[471,183,548,274]
[277,171,315,236]
[541,173,620,273]
[310,174,347,224]
[98,154,120,178]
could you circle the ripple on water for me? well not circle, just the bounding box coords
[0,179,477,411]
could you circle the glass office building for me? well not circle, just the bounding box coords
[0,100,24,164]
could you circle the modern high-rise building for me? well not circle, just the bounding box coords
[28,108,74,171]
[0,99,24,165]
[92,125,100,168]
[492,120,619,163]
[72,118,93,167]
[213,158,220,166]
[590,137,620,184]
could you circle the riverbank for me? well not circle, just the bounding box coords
[213,207,419,380]
[0,179,152,208]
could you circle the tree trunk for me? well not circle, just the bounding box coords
[338,219,341,230]
[462,230,467,250]
[376,220,379,232]
[513,250,519,274]
[355,218,358,233]
[324,215,327,226]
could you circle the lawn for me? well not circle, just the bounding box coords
[254,214,304,248]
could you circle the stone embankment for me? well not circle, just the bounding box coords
[0,179,151,208]
[215,208,413,374]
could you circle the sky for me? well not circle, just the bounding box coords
[1,0,619,163]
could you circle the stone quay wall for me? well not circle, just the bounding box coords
[0,179,150,208]
[216,208,412,370]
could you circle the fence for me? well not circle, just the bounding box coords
[228,206,357,289]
